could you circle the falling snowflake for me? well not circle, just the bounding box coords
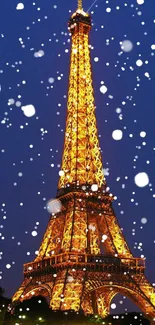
[46,199,62,214]
[141,218,147,224]
[112,130,123,141]
[134,172,149,187]
[111,303,116,309]
[121,40,133,52]
[136,59,143,67]
[31,231,38,237]
[137,0,144,4]
[91,184,98,191]
[140,131,146,138]
[100,85,108,94]
[21,104,36,117]
[34,50,45,58]
[48,77,55,84]
[103,168,109,176]
[102,234,108,241]
[16,3,24,10]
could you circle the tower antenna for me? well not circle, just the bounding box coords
[78,0,83,10]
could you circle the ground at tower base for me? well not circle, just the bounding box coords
[1,296,151,325]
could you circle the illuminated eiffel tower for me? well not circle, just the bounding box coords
[12,0,155,323]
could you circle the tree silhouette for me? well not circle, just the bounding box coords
[0,287,5,297]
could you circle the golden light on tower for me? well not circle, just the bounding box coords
[12,1,155,324]
[78,0,83,10]
[58,4,105,190]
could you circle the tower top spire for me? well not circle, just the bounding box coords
[78,0,83,10]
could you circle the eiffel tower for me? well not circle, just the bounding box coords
[12,0,155,323]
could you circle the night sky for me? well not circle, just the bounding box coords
[1,0,155,315]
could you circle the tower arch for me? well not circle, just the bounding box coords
[83,281,155,322]
[23,283,53,301]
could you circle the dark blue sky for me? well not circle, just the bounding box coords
[1,0,155,314]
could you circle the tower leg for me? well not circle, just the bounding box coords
[130,274,155,323]
[81,293,94,315]
[91,288,117,318]
[12,278,32,303]
[12,278,53,306]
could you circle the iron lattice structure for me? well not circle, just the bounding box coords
[12,5,155,324]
